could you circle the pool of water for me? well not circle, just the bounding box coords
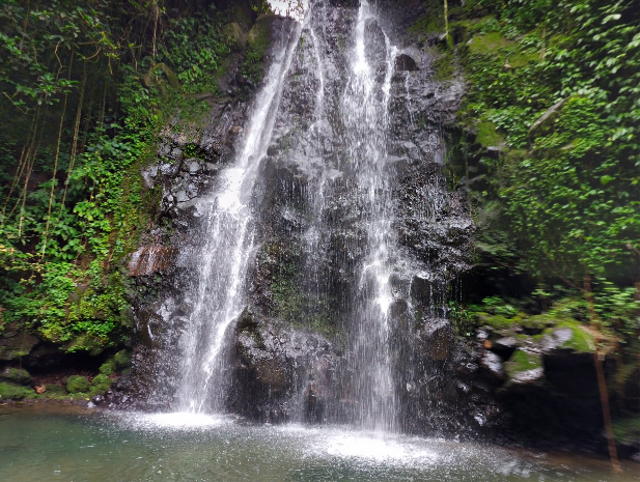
[0,406,637,482]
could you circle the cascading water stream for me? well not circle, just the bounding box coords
[175,20,302,414]
[161,0,443,432]
[342,0,399,432]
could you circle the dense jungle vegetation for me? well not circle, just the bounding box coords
[408,0,640,355]
[0,0,270,353]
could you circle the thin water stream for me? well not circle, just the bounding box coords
[0,406,638,482]
[175,19,302,413]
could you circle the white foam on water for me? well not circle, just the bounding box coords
[276,425,439,467]
[114,412,229,431]
[324,433,438,465]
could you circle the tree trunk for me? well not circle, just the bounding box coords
[584,273,621,473]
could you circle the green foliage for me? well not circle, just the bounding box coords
[0,1,240,352]
[243,15,275,86]
[446,0,640,352]
[159,10,231,94]
[593,282,640,339]
[0,0,117,111]
[99,358,117,375]
[0,382,34,400]
[114,349,132,369]
[448,302,477,336]
[89,373,112,397]
[65,374,89,394]
[479,295,519,317]
[613,417,640,445]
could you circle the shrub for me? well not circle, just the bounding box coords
[66,375,90,394]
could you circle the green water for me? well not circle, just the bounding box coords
[0,406,637,482]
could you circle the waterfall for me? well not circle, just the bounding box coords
[342,0,399,432]
[140,0,466,432]
[178,0,406,424]
[175,20,302,413]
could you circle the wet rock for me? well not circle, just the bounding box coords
[142,164,159,188]
[158,162,180,178]
[395,53,418,71]
[480,351,505,380]
[491,336,518,359]
[0,326,39,361]
[504,349,544,386]
[128,246,178,276]
[418,319,454,361]
[230,314,340,423]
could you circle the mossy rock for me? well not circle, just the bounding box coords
[476,312,525,331]
[66,375,90,394]
[0,330,39,361]
[89,374,112,397]
[244,14,276,84]
[521,314,558,331]
[467,32,509,54]
[247,14,275,51]
[546,321,594,353]
[114,350,132,369]
[432,50,455,81]
[507,50,540,68]
[504,349,544,385]
[0,367,31,385]
[476,120,503,147]
[99,359,117,375]
[223,22,248,50]
[0,382,34,400]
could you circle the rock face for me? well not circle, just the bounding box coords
[106,15,299,411]
[106,0,622,457]
[227,309,342,423]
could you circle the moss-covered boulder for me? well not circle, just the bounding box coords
[540,321,595,354]
[99,359,117,375]
[244,14,277,84]
[89,374,112,397]
[0,382,34,400]
[504,349,543,386]
[66,375,90,394]
[223,22,248,50]
[467,31,509,54]
[0,367,31,385]
[114,349,132,370]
